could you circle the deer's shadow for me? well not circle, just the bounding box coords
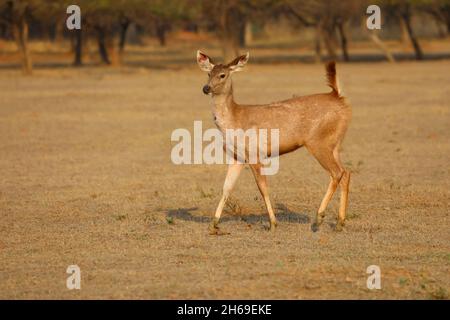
[165,203,310,225]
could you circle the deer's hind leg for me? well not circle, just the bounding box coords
[334,147,351,231]
[312,175,339,232]
[307,143,346,232]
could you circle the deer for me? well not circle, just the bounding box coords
[196,50,351,235]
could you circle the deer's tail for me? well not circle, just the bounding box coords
[326,61,341,96]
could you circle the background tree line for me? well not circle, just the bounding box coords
[0,0,449,74]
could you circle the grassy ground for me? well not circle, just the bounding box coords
[0,58,449,299]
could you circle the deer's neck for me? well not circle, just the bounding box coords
[211,86,236,130]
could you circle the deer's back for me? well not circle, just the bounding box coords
[231,93,351,154]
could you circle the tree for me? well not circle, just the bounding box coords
[139,0,191,47]
[59,0,87,66]
[397,1,424,59]
[84,0,193,64]
[0,0,34,74]
[82,0,122,65]
[420,0,450,36]
[0,0,67,72]
[283,0,363,62]
[383,0,424,60]
[197,0,275,62]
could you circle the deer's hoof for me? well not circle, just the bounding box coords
[311,222,321,232]
[311,217,323,232]
[335,220,345,232]
[263,222,277,232]
[209,224,229,236]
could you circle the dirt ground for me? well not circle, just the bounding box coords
[0,59,449,299]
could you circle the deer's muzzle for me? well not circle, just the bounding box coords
[202,85,211,95]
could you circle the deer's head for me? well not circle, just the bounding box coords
[196,50,249,96]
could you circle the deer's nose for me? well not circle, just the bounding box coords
[202,85,211,95]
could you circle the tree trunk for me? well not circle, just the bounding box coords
[221,35,239,63]
[428,11,447,37]
[107,41,119,66]
[322,28,337,60]
[118,20,130,64]
[368,32,396,63]
[0,23,8,39]
[96,27,110,65]
[238,18,247,48]
[155,20,167,47]
[220,7,241,62]
[54,22,64,43]
[12,16,32,75]
[445,11,450,34]
[363,17,395,63]
[399,18,410,46]
[314,24,323,63]
[337,21,349,62]
[119,20,130,53]
[433,18,446,38]
[400,13,423,60]
[48,23,57,42]
[244,21,253,46]
[73,28,83,66]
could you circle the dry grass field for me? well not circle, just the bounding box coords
[0,58,449,299]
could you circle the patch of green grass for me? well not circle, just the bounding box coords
[166,216,174,225]
[399,277,408,286]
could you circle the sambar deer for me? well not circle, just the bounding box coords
[196,51,351,234]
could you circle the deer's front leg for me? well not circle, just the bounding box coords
[249,163,277,232]
[210,163,244,235]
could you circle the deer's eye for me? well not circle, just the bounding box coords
[220,74,226,79]
[207,73,211,77]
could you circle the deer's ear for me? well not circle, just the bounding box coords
[228,52,249,73]
[197,50,214,72]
